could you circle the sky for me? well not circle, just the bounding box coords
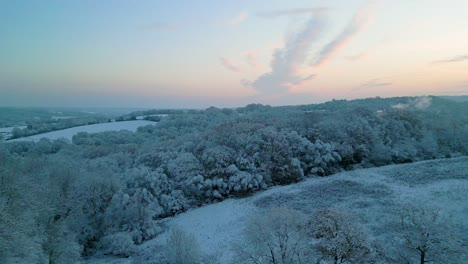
[1,0,467,108]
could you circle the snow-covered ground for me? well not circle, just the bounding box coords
[83,157,468,264]
[11,121,156,142]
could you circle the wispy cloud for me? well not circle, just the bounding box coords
[353,78,391,91]
[257,7,328,18]
[432,54,468,64]
[248,12,326,93]
[220,57,241,72]
[311,1,378,67]
[346,50,370,61]
[229,11,248,25]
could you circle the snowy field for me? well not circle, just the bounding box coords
[10,121,156,142]
[83,156,468,264]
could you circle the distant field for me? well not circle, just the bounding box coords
[11,120,156,142]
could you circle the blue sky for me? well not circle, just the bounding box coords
[1,0,467,108]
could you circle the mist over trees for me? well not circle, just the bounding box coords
[0,96,467,262]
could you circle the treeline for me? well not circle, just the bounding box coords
[0,96,467,262]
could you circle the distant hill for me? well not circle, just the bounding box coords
[440,95,468,102]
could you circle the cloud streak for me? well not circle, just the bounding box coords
[353,78,391,91]
[311,1,378,67]
[220,57,241,72]
[229,11,248,25]
[346,50,370,61]
[257,7,328,18]
[249,12,326,93]
[432,54,468,64]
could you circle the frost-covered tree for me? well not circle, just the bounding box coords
[398,205,463,264]
[309,140,342,176]
[126,166,188,218]
[42,217,81,264]
[105,190,147,241]
[234,207,312,264]
[165,227,201,264]
[226,165,266,194]
[98,232,136,257]
[103,166,190,245]
[198,144,237,179]
[0,175,43,263]
[74,172,118,255]
[0,154,83,263]
[40,164,83,264]
[166,152,203,183]
[309,209,374,264]
[105,187,161,244]
[252,127,305,184]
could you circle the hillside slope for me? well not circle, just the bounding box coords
[84,156,468,264]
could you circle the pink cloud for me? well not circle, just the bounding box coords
[220,57,241,72]
[249,12,326,94]
[286,74,317,93]
[352,78,392,91]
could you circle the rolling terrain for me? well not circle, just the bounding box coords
[84,156,468,264]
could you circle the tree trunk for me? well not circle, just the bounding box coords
[420,250,425,264]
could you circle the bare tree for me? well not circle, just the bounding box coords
[233,207,312,264]
[166,227,201,264]
[398,204,463,264]
[309,209,374,264]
